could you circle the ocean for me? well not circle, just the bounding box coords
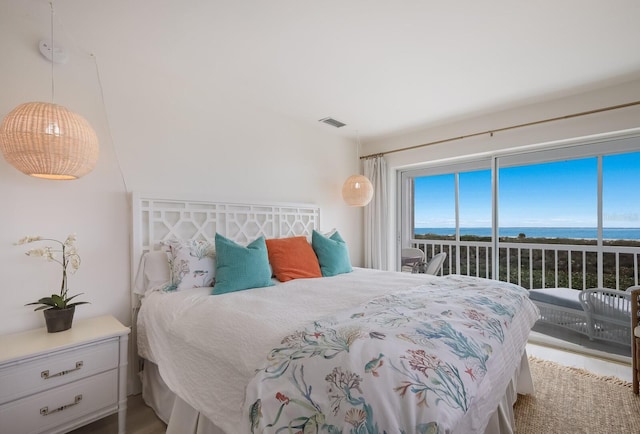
[414,227,640,240]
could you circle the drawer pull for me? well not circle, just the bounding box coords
[40,394,83,416]
[41,361,83,379]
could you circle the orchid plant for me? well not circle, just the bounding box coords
[16,234,89,311]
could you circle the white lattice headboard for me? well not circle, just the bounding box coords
[130,193,320,293]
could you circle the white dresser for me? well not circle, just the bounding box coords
[0,315,130,434]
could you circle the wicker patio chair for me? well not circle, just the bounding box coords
[401,247,424,272]
[424,252,447,275]
[528,288,590,337]
[578,288,632,347]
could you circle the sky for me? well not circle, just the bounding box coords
[414,151,640,228]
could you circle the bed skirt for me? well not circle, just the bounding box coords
[140,351,534,434]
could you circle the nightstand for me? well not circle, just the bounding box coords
[0,315,130,434]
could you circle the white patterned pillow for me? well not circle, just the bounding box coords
[162,239,216,291]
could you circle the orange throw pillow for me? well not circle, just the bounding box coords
[266,236,322,282]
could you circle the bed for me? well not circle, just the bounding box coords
[130,194,539,434]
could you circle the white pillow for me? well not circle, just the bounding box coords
[162,239,216,291]
[305,228,336,243]
[323,228,338,238]
[134,250,171,295]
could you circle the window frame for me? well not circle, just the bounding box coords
[397,134,640,276]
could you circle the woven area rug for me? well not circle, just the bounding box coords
[514,357,640,433]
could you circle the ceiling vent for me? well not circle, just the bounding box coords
[319,117,346,128]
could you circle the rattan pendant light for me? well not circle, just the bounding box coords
[0,102,98,179]
[341,132,373,207]
[0,2,99,180]
[342,174,374,206]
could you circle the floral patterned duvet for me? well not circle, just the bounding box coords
[242,276,536,434]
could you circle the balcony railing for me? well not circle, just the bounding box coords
[410,238,640,290]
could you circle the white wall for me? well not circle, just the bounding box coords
[0,1,363,335]
[362,78,640,270]
[4,0,638,335]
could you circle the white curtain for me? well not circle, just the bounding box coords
[364,156,388,269]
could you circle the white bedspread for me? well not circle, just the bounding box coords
[137,268,538,434]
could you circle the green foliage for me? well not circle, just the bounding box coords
[415,233,640,290]
[26,293,89,311]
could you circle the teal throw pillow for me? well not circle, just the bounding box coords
[311,230,353,277]
[212,234,274,295]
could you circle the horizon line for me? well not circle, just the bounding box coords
[415,226,640,229]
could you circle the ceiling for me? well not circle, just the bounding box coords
[12,0,640,142]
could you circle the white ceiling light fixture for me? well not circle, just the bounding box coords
[341,132,373,207]
[0,1,99,180]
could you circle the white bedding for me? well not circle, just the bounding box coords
[137,268,539,433]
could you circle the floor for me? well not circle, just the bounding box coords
[527,331,632,382]
[68,394,166,434]
[531,320,632,357]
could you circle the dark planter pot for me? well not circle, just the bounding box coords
[43,305,75,333]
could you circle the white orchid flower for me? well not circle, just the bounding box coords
[17,234,87,310]
[68,256,81,272]
[64,234,77,246]
[26,248,47,257]
[15,236,42,245]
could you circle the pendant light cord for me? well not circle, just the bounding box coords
[43,3,129,193]
[49,1,55,103]
[92,54,130,195]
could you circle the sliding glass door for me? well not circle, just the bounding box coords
[497,157,598,289]
[399,134,640,355]
[602,151,640,289]
[401,160,492,276]
[401,136,640,284]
